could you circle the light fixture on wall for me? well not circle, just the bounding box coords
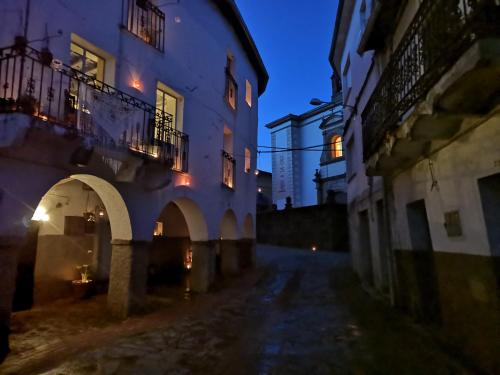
[32,206,50,222]
[254,170,259,176]
[132,79,142,91]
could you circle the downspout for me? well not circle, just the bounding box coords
[23,0,31,38]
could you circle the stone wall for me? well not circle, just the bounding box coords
[395,250,500,374]
[257,204,348,251]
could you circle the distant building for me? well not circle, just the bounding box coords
[256,170,272,211]
[266,93,346,209]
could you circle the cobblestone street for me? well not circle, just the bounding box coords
[1,246,472,375]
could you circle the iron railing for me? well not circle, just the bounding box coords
[362,0,500,159]
[222,150,235,189]
[0,45,188,171]
[126,0,165,52]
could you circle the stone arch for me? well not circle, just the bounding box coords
[220,209,239,240]
[242,213,254,239]
[70,174,132,241]
[170,197,209,242]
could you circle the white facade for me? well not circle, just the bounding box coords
[0,0,268,242]
[0,0,268,353]
[266,99,346,209]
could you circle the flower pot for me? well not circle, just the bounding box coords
[71,280,94,300]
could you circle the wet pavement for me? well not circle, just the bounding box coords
[1,245,472,375]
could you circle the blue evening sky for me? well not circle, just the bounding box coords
[235,0,339,172]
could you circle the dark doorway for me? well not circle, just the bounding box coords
[478,173,500,256]
[376,200,390,294]
[359,210,374,286]
[406,199,441,324]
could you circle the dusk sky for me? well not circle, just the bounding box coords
[235,0,339,172]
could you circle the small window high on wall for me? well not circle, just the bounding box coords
[245,148,251,173]
[225,55,237,110]
[245,80,252,107]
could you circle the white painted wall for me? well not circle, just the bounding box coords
[0,0,263,241]
[392,117,500,256]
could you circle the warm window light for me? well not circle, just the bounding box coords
[32,206,49,222]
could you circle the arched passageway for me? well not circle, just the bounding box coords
[13,175,132,310]
[149,198,210,295]
[218,210,241,276]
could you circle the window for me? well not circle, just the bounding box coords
[126,0,165,51]
[245,148,251,173]
[153,221,164,236]
[245,80,252,107]
[70,42,105,82]
[222,126,235,188]
[225,56,237,110]
[331,135,343,158]
[156,88,177,129]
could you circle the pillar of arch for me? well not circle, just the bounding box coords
[242,213,255,239]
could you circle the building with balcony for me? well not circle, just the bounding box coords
[0,0,268,362]
[266,93,346,209]
[331,0,500,372]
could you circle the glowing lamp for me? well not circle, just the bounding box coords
[32,206,49,222]
[254,170,259,176]
[258,187,262,193]
[312,246,317,252]
[132,79,142,91]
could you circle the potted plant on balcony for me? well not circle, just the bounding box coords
[72,264,94,300]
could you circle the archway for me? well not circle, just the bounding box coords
[218,210,240,276]
[13,175,132,309]
[242,213,254,239]
[148,198,209,296]
[220,209,239,240]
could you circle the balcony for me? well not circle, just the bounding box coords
[362,0,500,175]
[0,45,188,173]
[222,150,235,189]
[126,0,165,52]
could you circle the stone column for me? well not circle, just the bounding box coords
[0,237,22,363]
[107,241,149,319]
[191,241,215,292]
[91,219,112,281]
[220,240,240,276]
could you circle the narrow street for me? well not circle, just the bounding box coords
[1,245,471,375]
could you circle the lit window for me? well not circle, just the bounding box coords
[225,55,237,110]
[245,80,252,107]
[331,135,343,158]
[156,88,177,129]
[154,221,164,236]
[70,42,105,82]
[245,148,251,173]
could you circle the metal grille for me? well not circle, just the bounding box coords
[126,0,165,52]
[222,150,235,189]
[362,0,500,160]
[0,45,188,171]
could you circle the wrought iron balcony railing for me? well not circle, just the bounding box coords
[362,0,500,160]
[222,150,235,189]
[0,45,188,171]
[126,0,165,52]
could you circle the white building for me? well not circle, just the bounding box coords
[331,0,500,372]
[266,93,346,209]
[0,0,268,361]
